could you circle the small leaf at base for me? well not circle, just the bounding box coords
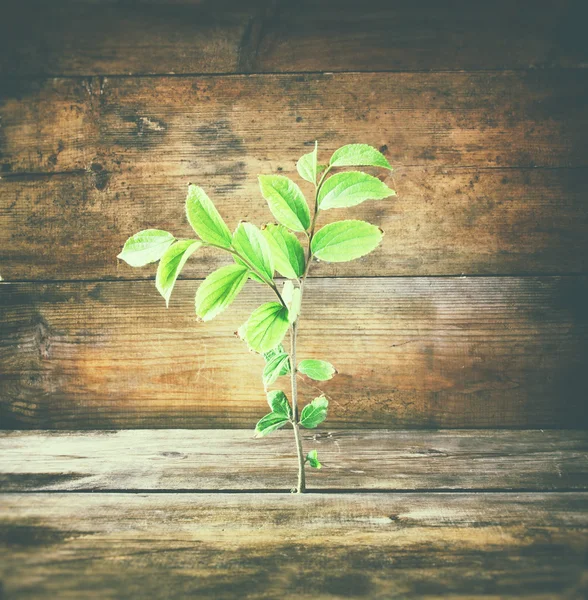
[306,449,322,469]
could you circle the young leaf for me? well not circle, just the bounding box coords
[306,449,322,469]
[266,390,292,418]
[296,141,318,185]
[240,302,290,353]
[185,185,232,248]
[195,263,250,322]
[117,229,175,267]
[262,224,305,279]
[311,220,383,263]
[318,171,396,210]
[287,288,301,324]
[263,344,287,363]
[329,144,392,170]
[298,359,336,381]
[281,280,301,324]
[258,175,311,232]
[254,412,290,438]
[156,240,202,307]
[263,352,291,387]
[299,396,329,429]
[232,222,274,282]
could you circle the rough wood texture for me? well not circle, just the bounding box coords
[0,492,586,598]
[1,277,586,429]
[2,167,587,281]
[1,1,587,75]
[1,430,587,492]
[1,72,587,280]
[3,72,586,174]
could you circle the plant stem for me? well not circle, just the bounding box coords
[289,165,334,492]
[289,319,305,493]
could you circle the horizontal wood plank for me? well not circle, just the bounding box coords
[1,72,587,280]
[1,277,586,429]
[2,72,587,175]
[1,430,587,491]
[1,492,586,598]
[1,1,587,75]
[2,167,587,280]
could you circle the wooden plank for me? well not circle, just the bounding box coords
[254,0,588,73]
[0,1,258,77]
[0,492,586,598]
[1,277,586,429]
[1,72,587,280]
[1,430,587,491]
[2,72,586,174]
[1,1,587,75]
[2,166,587,280]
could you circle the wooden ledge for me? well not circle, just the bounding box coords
[1,429,587,492]
[1,492,587,598]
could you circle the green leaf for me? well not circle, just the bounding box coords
[262,224,305,279]
[306,449,322,469]
[117,229,175,267]
[329,144,392,170]
[185,185,232,248]
[232,222,274,282]
[281,281,301,324]
[156,240,202,307]
[258,175,311,232]
[288,288,301,324]
[254,412,290,438]
[266,390,292,418]
[318,171,396,210]
[195,263,249,322]
[296,141,318,184]
[240,302,290,353]
[263,344,287,364]
[311,220,383,263]
[299,396,328,429]
[263,352,291,388]
[298,359,336,381]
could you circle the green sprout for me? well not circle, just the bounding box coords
[118,143,395,493]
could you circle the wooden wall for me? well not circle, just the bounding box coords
[1,0,587,429]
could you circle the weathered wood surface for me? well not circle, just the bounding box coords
[0,492,586,598]
[3,72,586,174]
[1,72,587,280]
[1,277,586,429]
[1,430,587,491]
[2,166,587,281]
[1,0,587,76]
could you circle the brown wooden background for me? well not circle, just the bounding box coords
[1,0,587,430]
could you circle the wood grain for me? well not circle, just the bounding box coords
[1,1,586,75]
[1,277,586,429]
[2,166,587,281]
[1,72,587,280]
[1,430,587,492]
[1,492,586,599]
[2,72,587,174]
